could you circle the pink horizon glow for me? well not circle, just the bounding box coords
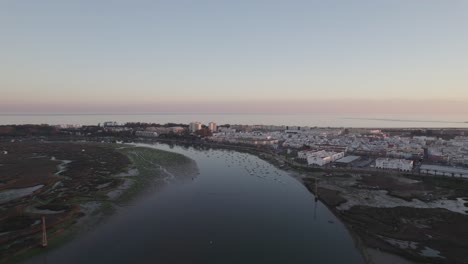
[1,99,468,116]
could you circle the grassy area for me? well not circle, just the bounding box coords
[119,146,192,167]
[290,165,324,173]
[99,201,116,216]
[2,144,195,264]
[406,173,468,198]
[6,218,80,264]
[114,146,194,202]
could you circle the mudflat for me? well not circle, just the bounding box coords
[0,140,199,263]
[0,141,131,262]
[303,172,468,264]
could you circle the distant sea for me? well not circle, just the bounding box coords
[0,113,467,128]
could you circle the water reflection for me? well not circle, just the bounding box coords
[25,143,363,264]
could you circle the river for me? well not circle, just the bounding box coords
[24,143,363,264]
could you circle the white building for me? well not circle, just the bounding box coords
[297,150,310,160]
[210,133,279,146]
[102,121,118,127]
[55,124,82,129]
[298,150,344,166]
[189,122,202,133]
[208,122,217,132]
[135,131,158,138]
[170,126,185,134]
[147,126,185,135]
[375,158,413,172]
[218,127,236,133]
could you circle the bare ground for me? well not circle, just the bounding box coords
[302,172,468,264]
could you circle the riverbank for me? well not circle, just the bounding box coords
[112,144,199,202]
[4,138,467,263]
[0,141,198,263]
[147,139,468,264]
[300,172,468,264]
[249,149,468,264]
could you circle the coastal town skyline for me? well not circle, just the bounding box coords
[2,1,468,115]
[3,2,468,263]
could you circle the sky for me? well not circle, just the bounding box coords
[1,0,468,115]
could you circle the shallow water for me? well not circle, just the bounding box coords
[0,185,44,203]
[420,247,444,258]
[24,143,363,264]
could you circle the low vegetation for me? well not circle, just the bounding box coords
[0,142,197,263]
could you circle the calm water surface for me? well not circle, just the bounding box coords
[25,143,363,264]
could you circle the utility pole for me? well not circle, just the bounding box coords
[315,178,319,202]
[42,216,47,248]
[313,197,317,220]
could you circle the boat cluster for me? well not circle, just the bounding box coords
[212,151,286,184]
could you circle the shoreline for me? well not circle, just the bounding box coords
[4,138,467,263]
[137,139,374,263]
[146,139,467,264]
[1,142,199,264]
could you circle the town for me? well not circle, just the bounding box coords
[2,121,468,263]
[3,121,468,178]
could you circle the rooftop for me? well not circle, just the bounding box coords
[335,156,360,164]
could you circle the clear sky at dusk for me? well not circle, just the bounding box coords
[1,0,468,114]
